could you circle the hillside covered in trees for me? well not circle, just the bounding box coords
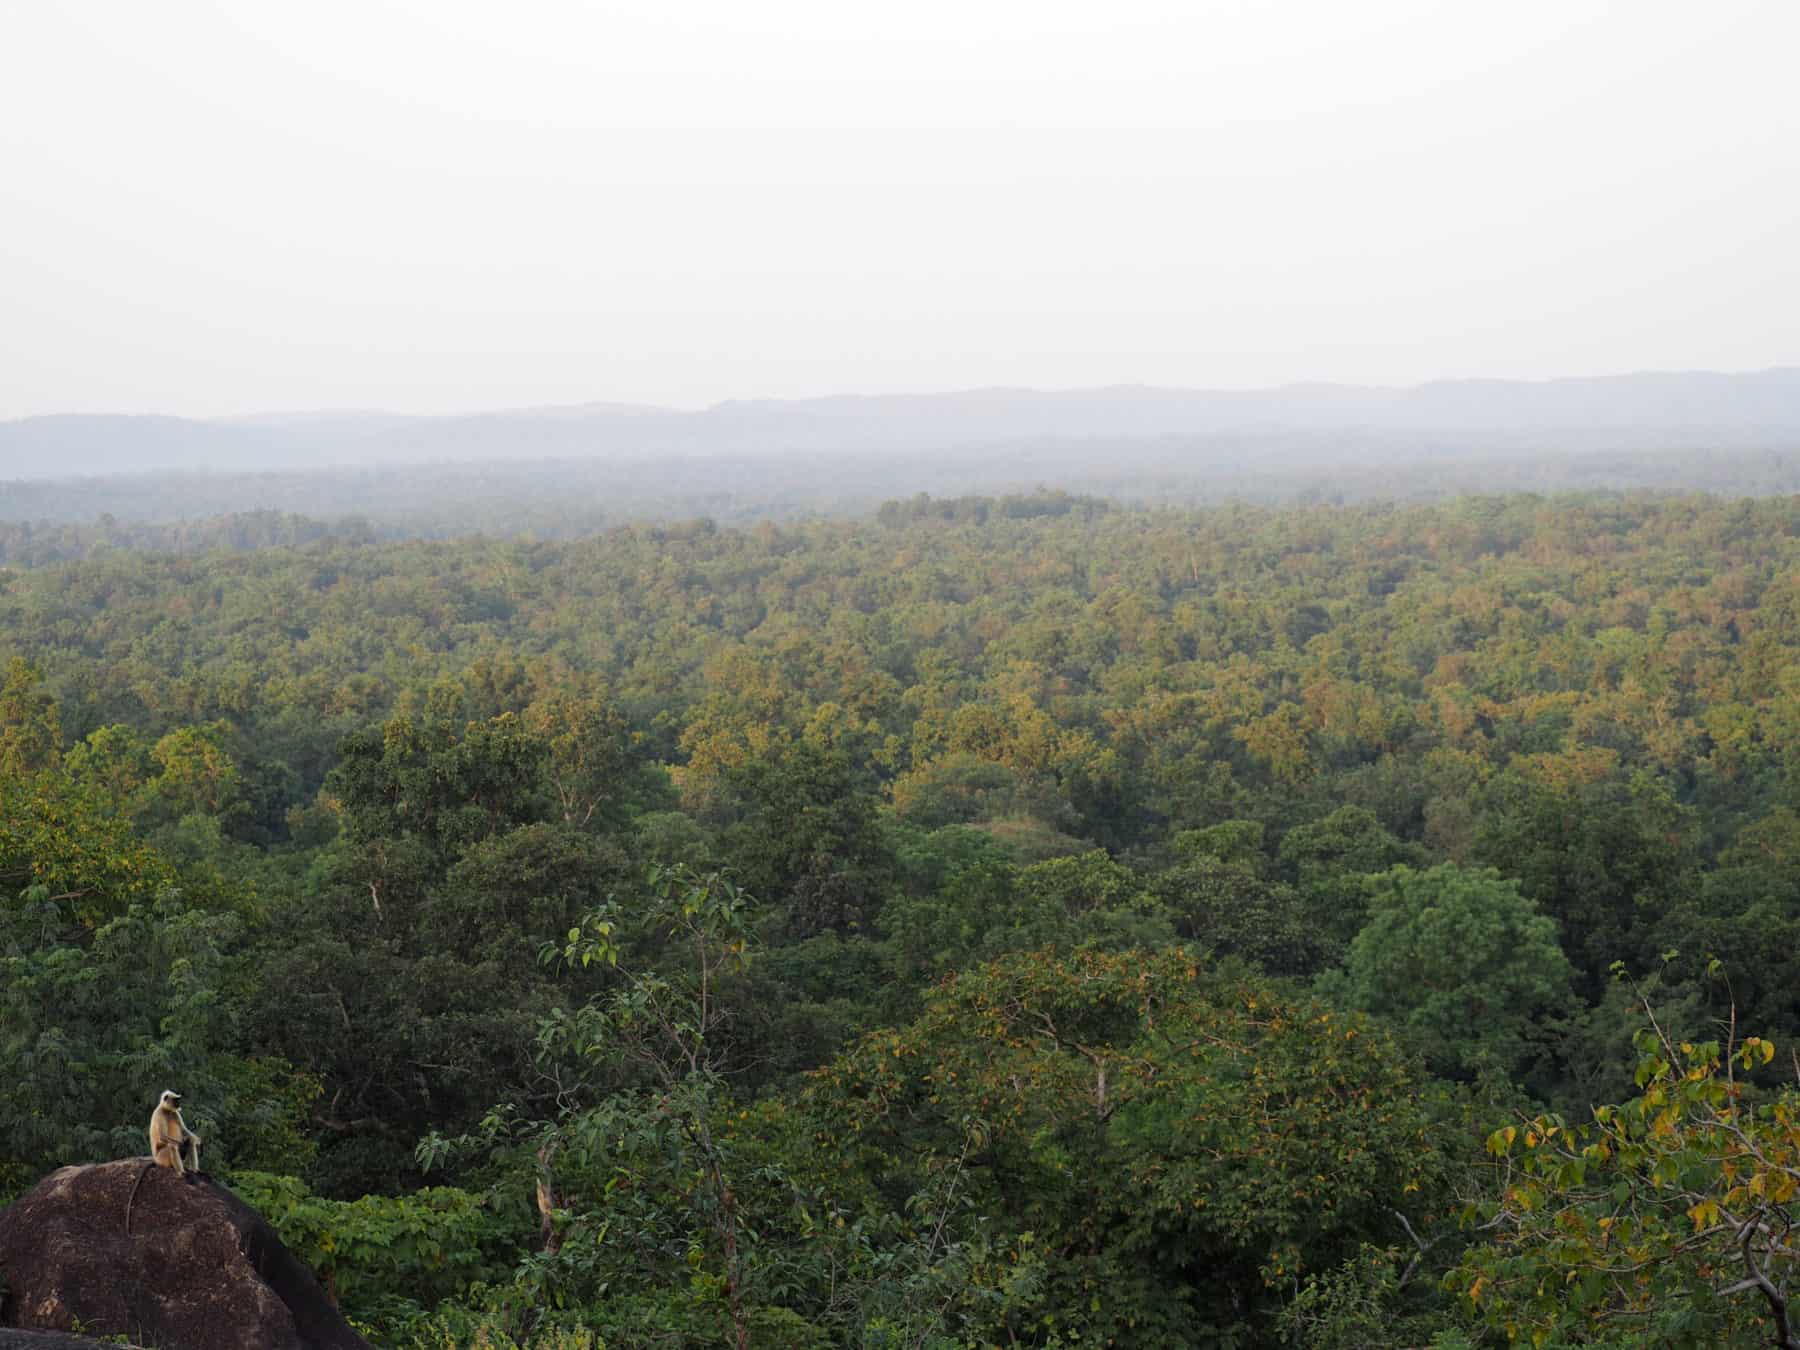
[4,489,1800,1347]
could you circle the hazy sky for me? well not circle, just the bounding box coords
[2,1,1796,419]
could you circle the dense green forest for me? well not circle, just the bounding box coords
[4,489,1800,1347]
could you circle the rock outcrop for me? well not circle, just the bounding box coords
[0,1160,371,1350]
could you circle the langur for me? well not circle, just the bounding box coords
[149,1089,202,1176]
[126,1089,204,1233]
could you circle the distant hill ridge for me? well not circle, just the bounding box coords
[4,368,1800,478]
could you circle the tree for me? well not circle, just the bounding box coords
[1237,702,1316,786]
[1324,864,1574,1082]
[421,867,824,1347]
[521,691,658,830]
[809,947,1450,1345]
[1474,772,1700,1000]
[1652,814,1800,1041]
[1454,1020,1800,1349]
[62,723,153,807]
[0,656,61,778]
[722,742,891,938]
[326,712,549,863]
[1152,842,1324,979]
[1278,805,1424,957]
[0,889,313,1193]
[427,823,632,977]
[0,765,180,926]
[147,721,242,821]
[1013,848,1145,916]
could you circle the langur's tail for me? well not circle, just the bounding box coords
[124,1159,156,1235]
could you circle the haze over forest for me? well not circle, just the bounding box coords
[8,367,1800,476]
[6,368,1800,545]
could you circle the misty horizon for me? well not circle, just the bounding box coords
[3,366,1799,484]
[6,366,1800,544]
[12,362,1800,426]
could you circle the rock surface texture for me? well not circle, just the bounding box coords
[0,1160,371,1350]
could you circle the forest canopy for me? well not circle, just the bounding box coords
[3,487,1800,1347]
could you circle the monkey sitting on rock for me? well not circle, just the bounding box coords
[126,1089,207,1233]
[149,1089,203,1177]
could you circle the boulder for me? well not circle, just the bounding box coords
[0,1160,370,1350]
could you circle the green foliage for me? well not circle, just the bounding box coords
[243,707,650,1194]
[424,867,791,1346]
[1151,850,1323,976]
[1558,970,1707,1118]
[1278,1245,1457,1350]
[1473,771,1700,1000]
[888,751,1025,830]
[0,888,307,1192]
[329,711,550,858]
[882,857,1059,989]
[1324,864,1575,1082]
[146,721,243,823]
[1014,849,1145,915]
[1278,805,1424,956]
[809,947,1451,1345]
[1453,1024,1800,1348]
[11,491,1800,1342]
[0,763,181,927]
[0,656,61,777]
[232,1171,523,1338]
[1174,818,1267,868]
[395,1323,604,1350]
[883,848,1175,999]
[722,742,893,938]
